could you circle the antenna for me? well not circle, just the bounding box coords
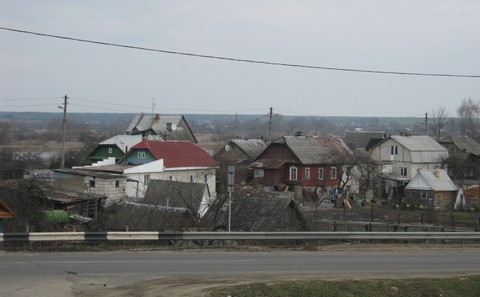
[151,98,156,116]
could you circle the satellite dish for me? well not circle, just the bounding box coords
[225,144,231,152]
[171,123,177,131]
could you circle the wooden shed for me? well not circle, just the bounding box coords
[405,168,458,210]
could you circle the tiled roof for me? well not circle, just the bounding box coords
[131,140,217,168]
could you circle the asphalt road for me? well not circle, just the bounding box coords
[1,250,479,296]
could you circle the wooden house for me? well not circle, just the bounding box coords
[125,114,197,143]
[405,168,458,210]
[214,138,267,186]
[343,130,385,150]
[249,136,353,189]
[87,135,146,163]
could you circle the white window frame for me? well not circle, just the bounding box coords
[144,174,150,185]
[289,166,298,181]
[400,167,407,177]
[318,168,324,180]
[108,148,113,154]
[305,167,310,180]
[138,151,146,159]
[330,167,337,180]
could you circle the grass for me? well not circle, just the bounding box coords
[206,275,480,297]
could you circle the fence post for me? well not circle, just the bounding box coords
[332,221,337,232]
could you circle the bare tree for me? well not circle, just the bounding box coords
[457,98,480,137]
[429,106,449,141]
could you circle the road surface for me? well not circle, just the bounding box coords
[1,249,479,296]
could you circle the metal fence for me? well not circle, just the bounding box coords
[1,231,480,245]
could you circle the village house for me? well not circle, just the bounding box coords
[120,140,217,198]
[53,168,127,204]
[87,135,159,163]
[404,168,458,210]
[214,138,267,188]
[249,136,353,193]
[439,135,480,183]
[368,135,449,200]
[125,113,197,143]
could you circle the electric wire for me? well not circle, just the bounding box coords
[1,26,479,78]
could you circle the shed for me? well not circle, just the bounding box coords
[200,188,306,231]
[142,180,211,218]
[405,168,458,210]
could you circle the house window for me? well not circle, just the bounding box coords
[254,169,264,178]
[169,175,176,181]
[115,180,120,188]
[318,168,324,180]
[421,191,428,199]
[108,148,113,154]
[204,174,208,184]
[289,166,298,181]
[390,145,398,155]
[144,174,150,185]
[305,167,310,180]
[400,167,407,177]
[190,175,195,183]
[89,180,95,188]
[138,152,146,159]
[330,167,337,179]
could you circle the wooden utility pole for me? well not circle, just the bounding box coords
[60,94,68,169]
[424,112,428,135]
[267,107,273,142]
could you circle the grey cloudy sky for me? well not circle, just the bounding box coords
[1,1,479,117]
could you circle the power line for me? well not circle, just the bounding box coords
[1,26,479,78]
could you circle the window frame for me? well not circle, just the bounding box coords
[330,167,337,180]
[318,168,324,180]
[289,166,298,181]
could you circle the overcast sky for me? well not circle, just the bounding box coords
[1,1,479,117]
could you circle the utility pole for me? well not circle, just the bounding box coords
[60,94,68,169]
[424,112,428,135]
[267,107,273,142]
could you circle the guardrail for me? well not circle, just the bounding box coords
[1,231,480,243]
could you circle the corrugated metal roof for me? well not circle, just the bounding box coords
[99,135,164,151]
[440,135,480,155]
[125,114,196,142]
[391,135,446,151]
[406,169,458,191]
[343,130,385,149]
[281,136,353,165]
[230,139,267,159]
[131,140,217,168]
[143,180,207,213]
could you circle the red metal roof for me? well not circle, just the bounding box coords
[131,140,217,168]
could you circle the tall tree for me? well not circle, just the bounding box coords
[457,98,480,137]
[429,106,449,141]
